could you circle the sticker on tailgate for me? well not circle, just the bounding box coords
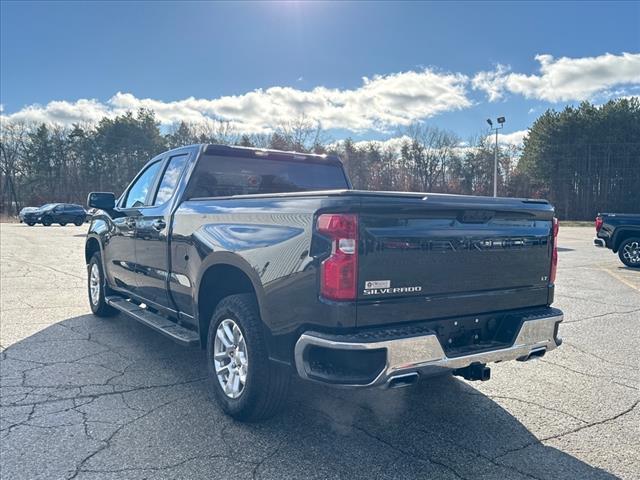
[363,280,422,296]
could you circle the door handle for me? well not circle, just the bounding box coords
[152,219,166,231]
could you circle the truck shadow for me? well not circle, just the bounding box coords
[0,313,618,480]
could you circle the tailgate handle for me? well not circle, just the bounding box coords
[459,210,494,223]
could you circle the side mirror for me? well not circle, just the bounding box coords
[87,192,116,210]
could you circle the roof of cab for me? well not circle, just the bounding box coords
[201,143,343,164]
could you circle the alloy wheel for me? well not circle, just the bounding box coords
[622,241,640,265]
[213,318,248,399]
[89,263,100,305]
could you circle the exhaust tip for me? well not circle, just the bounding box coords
[517,347,547,362]
[387,372,419,389]
[528,348,546,360]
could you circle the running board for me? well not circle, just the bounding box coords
[106,296,199,347]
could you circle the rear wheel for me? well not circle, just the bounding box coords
[42,217,52,226]
[88,253,117,316]
[74,217,84,226]
[59,222,67,226]
[206,294,290,421]
[618,238,640,268]
[26,222,35,227]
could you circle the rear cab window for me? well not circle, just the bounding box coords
[153,154,189,205]
[186,154,349,199]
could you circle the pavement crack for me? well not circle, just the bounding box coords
[251,433,298,480]
[563,341,637,369]
[493,400,639,462]
[540,399,639,442]
[8,258,84,280]
[66,395,189,479]
[562,307,640,324]
[539,359,639,389]
[78,455,203,474]
[462,392,588,424]
[555,293,639,309]
[302,403,470,480]
[3,377,206,409]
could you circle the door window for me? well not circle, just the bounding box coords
[153,154,188,205]
[124,161,162,208]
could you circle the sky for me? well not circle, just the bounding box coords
[1,1,639,146]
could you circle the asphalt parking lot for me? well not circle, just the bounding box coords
[1,223,638,480]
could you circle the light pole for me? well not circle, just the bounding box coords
[486,117,505,197]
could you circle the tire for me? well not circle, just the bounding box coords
[75,218,84,226]
[42,217,52,226]
[88,252,118,316]
[206,294,290,421]
[618,237,640,268]
[59,222,67,226]
[26,222,35,227]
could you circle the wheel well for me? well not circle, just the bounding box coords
[613,230,640,252]
[85,238,101,264]
[198,264,257,348]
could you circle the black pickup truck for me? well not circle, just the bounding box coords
[86,144,563,421]
[594,213,640,267]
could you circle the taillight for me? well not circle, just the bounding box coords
[550,217,559,284]
[317,213,358,301]
[595,216,603,232]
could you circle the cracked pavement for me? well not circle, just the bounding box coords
[1,223,638,479]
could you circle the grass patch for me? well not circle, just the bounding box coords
[560,221,594,227]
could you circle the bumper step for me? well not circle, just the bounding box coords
[106,296,199,347]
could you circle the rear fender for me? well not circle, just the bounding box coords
[195,252,269,330]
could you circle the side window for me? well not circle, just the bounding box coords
[124,161,162,208]
[153,154,188,206]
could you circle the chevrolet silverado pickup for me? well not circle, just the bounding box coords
[85,144,563,421]
[594,213,640,267]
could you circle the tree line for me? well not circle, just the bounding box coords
[1,97,638,220]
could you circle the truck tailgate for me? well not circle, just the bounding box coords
[354,192,555,327]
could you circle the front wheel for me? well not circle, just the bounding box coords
[206,294,290,421]
[618,238,640,268]
[26,222,35,227]
[59,222,67,226]
[88,253,117,316]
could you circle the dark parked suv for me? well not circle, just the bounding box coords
[21,203,87,226]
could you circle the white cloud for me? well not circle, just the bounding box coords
[4,53,637,133]
[1,69,471,133]
[471,64,510,101]
[485,129,528,147]
[473,52,640,102]
[329,135,413,153]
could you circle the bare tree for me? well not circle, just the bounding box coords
[0,121,29,214]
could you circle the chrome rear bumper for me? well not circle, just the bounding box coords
[593,237,606,247]
[294,311,563,388]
